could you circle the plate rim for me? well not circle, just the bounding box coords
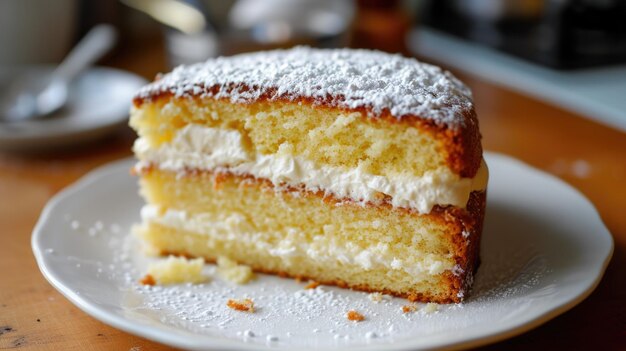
[31,152,614,351]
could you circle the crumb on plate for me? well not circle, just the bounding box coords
[217,256,255,284]
[227,298,255,312]
[346,310,365,322]
[146,255,207,285]
[423,303,439,314]
[368,292,383,303]
[402,303,418,314]
[139,274,156,286]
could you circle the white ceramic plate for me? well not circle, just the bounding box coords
[32,152,613,350]
[0,66,147,151]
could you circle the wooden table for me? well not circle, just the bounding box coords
[1,44,624,350]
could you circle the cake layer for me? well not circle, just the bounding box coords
[137,168,485,302]
[136,222,458,301]
[130,95,482,181]
[134,123,487,213]
[140,204,454,277]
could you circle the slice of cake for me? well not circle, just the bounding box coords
[130,47,488,303]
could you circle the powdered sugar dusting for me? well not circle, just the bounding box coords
[49,215,551,349]
[135,47,474,128]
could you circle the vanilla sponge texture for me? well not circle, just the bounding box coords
[136,169,485,302]
[130,47,488,303]
[133,97,452,180]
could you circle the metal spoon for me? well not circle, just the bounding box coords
[0,24,117,123]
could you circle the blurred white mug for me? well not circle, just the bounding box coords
[0,0,78,65]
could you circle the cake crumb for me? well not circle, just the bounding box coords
[304,281,320,290]
[146,256,207,285]
[139,274,156,286]
[423,303,439,314]
[227,298,255,313]
[346,310,365,322]
[368,293,383,303]
[217,256,255,284]
[402,303,418,314]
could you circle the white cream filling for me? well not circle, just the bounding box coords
[141,205,454,276]
[134,124,487,213]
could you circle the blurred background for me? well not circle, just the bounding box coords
[1,3,625,349]
[0,0,625,151]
